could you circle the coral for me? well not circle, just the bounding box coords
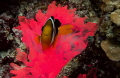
[59,65,97,78]
[101,39,120,61]
[113,27,120,41]
[99,0,120,39]
[10,1,97,78]
[102,0,120,9]
[69,0,82,4]
[110,9,120,26]
[0,13,14,51]
[63,74,87,78]
[100,3,114,12]
[99,0,120,61]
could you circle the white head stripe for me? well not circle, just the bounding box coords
[49,17,56,45]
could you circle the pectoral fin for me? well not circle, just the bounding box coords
[58,25,73,35]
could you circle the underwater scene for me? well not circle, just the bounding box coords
[0,0,120,78]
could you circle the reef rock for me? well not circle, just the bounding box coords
[101,39,120,61]
[110,9,120,26]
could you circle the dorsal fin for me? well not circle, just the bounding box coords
[51,16,54,20]
[54,19,61,35]
[54,19,61,27]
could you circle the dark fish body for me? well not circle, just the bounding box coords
[34,16,73,51]
[41,16,61,50]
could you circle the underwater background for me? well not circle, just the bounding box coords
[0,0,120,78]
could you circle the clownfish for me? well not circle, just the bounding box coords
[35,16,73,51]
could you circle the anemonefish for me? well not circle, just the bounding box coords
[35,16,73,51]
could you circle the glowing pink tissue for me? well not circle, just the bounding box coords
[10,1,97,78]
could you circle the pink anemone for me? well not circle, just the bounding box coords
[10,1,97,78]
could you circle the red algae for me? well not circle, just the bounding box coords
[10,1,98,78]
